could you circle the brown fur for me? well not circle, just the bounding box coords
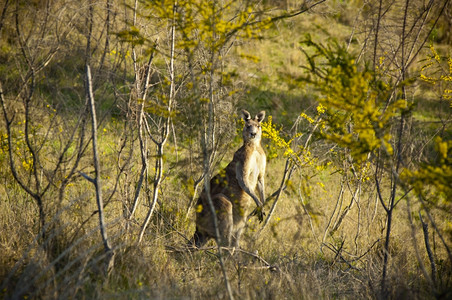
[192,110,266,247]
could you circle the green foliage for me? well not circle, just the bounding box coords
[117,26,145,46]
[419,44,452,106]
[401,48,452,207]
[402,136,452,205]
[262,116,299,162]
[261,115,323,173]
[137,0,271,57]
[299,35,407,164]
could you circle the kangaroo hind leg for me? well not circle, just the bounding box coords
[191,228,208,248]
[213,193,233,247]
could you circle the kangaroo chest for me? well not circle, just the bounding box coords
[247,151,262,187]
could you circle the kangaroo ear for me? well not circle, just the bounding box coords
[242,109,251,121]
[256,111,266,123]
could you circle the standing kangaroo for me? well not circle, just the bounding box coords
[192,110,266,248]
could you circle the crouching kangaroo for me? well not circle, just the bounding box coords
[192,110,266,248]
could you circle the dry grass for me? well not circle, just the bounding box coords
[1,139,450,299]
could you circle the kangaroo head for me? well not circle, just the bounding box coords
[242,109,265,143]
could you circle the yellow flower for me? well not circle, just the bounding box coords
[316,104,326,114]
[300,112,314,124]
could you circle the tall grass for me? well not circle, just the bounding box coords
[1,138,450,298]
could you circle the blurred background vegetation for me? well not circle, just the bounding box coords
[0,0,451,298]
